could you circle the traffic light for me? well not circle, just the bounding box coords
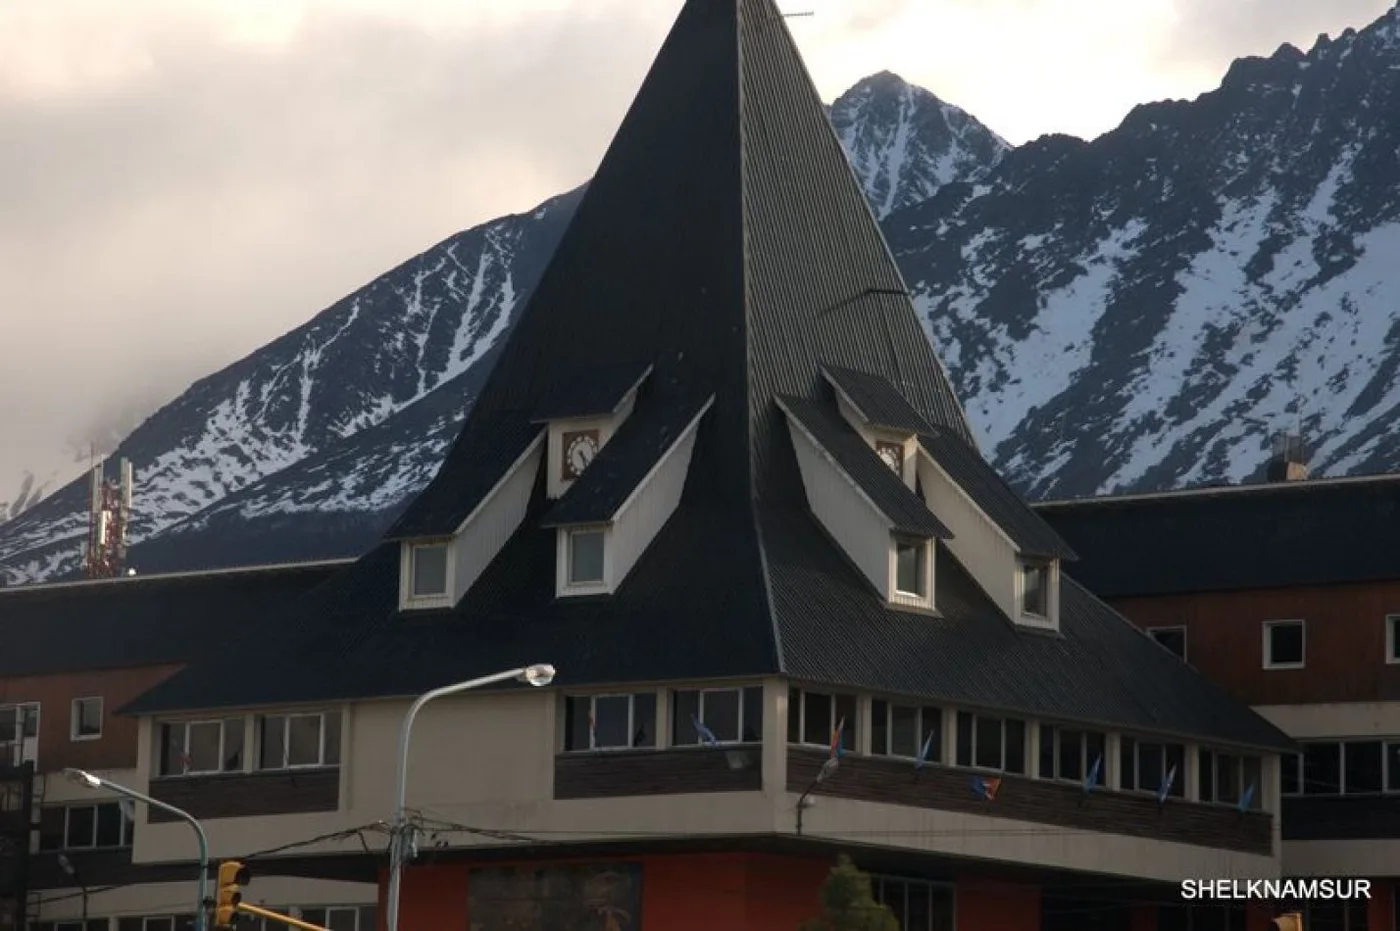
[1271,913,1303,931]
[214,860,250,928]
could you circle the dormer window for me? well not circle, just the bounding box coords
[1020,560,1048,618]
[567,529,606,586]
[894,537,927,597]
[411,544,449,598]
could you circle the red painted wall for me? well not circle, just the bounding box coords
[957,878,1040,931]
[1368,880,1393,931]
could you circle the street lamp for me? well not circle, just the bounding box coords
[64,768,210,931]
[384,664,556,931]
[56,853,88,924]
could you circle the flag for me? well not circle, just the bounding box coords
[914,729,935,771]
[692,714,719,746]
[970,775,1001,801]
[829,717,846,760]
[588,712,597,749]
[1157,764,1177,804]
[1238,783,1257,813]
[1083,753,1103,794]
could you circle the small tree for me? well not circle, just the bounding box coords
[800,855,899,931]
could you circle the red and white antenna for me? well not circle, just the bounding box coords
[82,457,134,579]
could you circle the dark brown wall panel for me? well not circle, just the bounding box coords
[148,769,339,821]
[554,746,763,799]
[787,749,1272,856]
[1281,796,1400,840]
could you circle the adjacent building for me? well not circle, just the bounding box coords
[1038,465,1400,931]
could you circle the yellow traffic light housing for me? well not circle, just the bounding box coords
[215,860,250,928]
[1271,913,1303,931]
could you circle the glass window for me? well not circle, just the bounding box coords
[671,687,762,745]
[159,719,244,776]
[1303,742,1342,795]
[410,544,448,597]
[871,875,955,931]
[1040,726,1105,784]
[894,540,926,596]
[65,805,95,848]
[568,530,606,585]
[324,712,342,765]
[872,702,941,761]
[1387,743,1400,793]
[562,693,655,751]
[1216,753,1241,804]
[260,716,286,770]
[187,722,223,773]
[71,698,102,740]
[1345,741,1383,794]
[1021,563,1048,615]
[287,715,323,767]
[1148,627,1187,660]
[955,712,1024,774]
[1122,738,1183,796]
[789,689,857,753]
[1281,753,1302,795]
[257,714,335,770]
[1265,620,1305,667]
[1242,756,1263,810]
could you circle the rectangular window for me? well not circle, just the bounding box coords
[567,530,606,585]
[1147,626,1187,661]
[1388,615,1400,664]
[70,697,103,741]
[787,688,858,754]
[562,693,656,751]
[158,719,245,776]
[1302,742,1342,795]
[1119,737,1185,796]
[1199,751,1263,807]
[955,712,1025,774]
[0,702,40,766]
[1281,752,1302,795]
[1345,741,1384,794]
[1263,619,1305,668]
[1020,562,1048,616]
[56,801,134,849]
[1038,725,1106,785]
[672,686,764,744]
[893,538,927,597]
[871,701,941,762]
[256,712,341,770]
[869,874,955,931]
[409,544,449,597]
[299,908,359,931]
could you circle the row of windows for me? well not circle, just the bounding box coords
[1147,615,1400,669]
[1281,739,1400,796]
[409,528,610,598]
[156,712,341,777]
[38,800,135,851]
[0,699,103,766]
[32,905,369,931]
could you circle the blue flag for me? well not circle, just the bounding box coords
[1238,782,1257,813]
[691,714,719,746]
[914,729,935,771]
[1083,753,1103,794]
[1157,764,1177,804]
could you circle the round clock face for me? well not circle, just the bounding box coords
[878,445,901,471]
[567,433,599,474]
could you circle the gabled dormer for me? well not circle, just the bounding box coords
[386,410,547,611]
[543,391,714,598]
[533,362,654,500]
[777,395,950,611]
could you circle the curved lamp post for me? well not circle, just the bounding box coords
[384,663,556,931]
[64,768,209,931]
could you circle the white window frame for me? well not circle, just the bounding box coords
[891,536,929,599]
[956,711,1024,773]
[62,800,133,849]
[1263,619,1305,669]
[1018,560,1050,618]
[788,688,857,752]
[70,697,103,741]
[405,541,452,604]
[571,693,651,751]
[869,874,956,931]
[257,712,334,771]
[1119,737,1184,796]
[0,702,40,767]
[1040,724,1106,785]
[675,687,758,745]
[161,719,237,776]
[298,907,360,931]
[1284,739,1395,797]
[1146,626,1187,660]
[870,700,941,761]
[1387,615,1400,665]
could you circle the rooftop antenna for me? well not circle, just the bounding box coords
[81,457,135,579]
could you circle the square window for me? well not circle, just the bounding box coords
[568,530,606,585]
[1021,562,1048,616]
[71,697,102,740]
[1148,627,1187,660]
[893,538,926,597]
[410,544,449,597]
[1264,620,1305,668]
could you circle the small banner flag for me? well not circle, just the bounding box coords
[1083,753,1103,794]
[829,717,847,760]
[1238,782,1257,813]
[970,774,1001,801]
[914,729,935,771]
[692,714,720,746]
[1157,764,1178,805]
[588,712,598,750]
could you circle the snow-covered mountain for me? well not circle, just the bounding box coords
[0,73,1000,583]
[6,4,1400,584]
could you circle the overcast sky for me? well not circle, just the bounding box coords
[1,0,1393,496]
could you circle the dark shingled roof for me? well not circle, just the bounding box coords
[821,365,934,434]
[1034,475,1400,598]
[919,431,1078,561]
[543,392,715,527]
[385,411,544,540]
[0,562,345,677]
[118,0,1288,756]
[532,361,654,422]
[778,395,950,539]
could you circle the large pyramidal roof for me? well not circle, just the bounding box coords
[124,0,1293,755]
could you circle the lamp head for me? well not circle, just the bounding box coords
[56,854,75,877]
[63,768,102,790]
[518,664,556,687]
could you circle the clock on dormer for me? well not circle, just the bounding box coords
[561,429,601,480]
[875,441,903,474]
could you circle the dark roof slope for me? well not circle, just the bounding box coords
[920,430,1077,560]
[778,396,950,539]
[821,365,935,434]
[385,411,543,540]
[0,561,344,677]
[543,392,715,526]
[1034,475,1400,597]
[531,361,654,422]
